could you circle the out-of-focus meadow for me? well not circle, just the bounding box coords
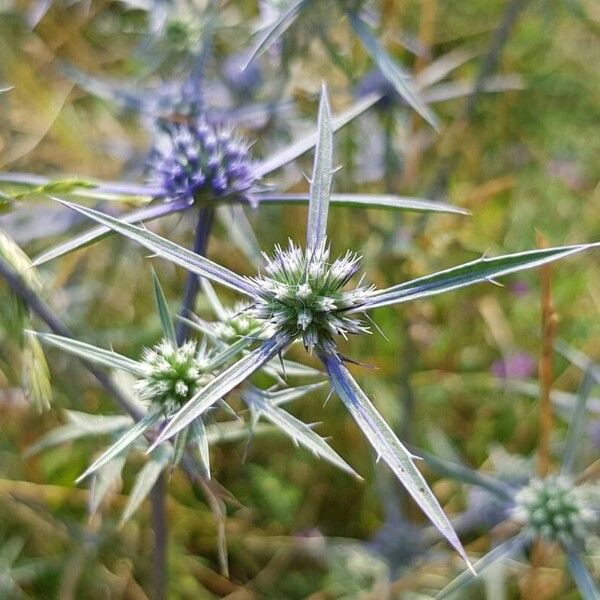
[0,1,599,598]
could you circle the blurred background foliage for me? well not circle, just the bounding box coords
[0,0,599,598]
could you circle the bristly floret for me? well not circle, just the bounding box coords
[135,339,213,414]
[512,476,599,547]
[251,239,373,352]
[150,119,258,205]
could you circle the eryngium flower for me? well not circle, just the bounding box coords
[212,301,266,343]
[512,476,598,546]
[151,119,258,205]
[135,340,212,414]
[252,240,372,352]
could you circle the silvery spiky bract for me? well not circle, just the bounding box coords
[136,339,212,414]
[252,240,372,352]
[151,119,258,204]
[512,476,598,547]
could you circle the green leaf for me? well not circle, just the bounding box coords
[32,331,147,377]
[266,381,328,407]
[561,369,595,475]
[436,533,532,599]
[33,200,187,266]
[349,11,438,129]
[191,418,211,478]
[564,544,600,600]
[120,446,171,525]
[152,270,176,346]
[89,455,126,515]
[24,412,132,457]
[362,243,600,311]
[242,0,310,69]
[555,340,600,385]
[216,206,262,268]
[496,379,600,416]
[205,421,274,445]
[306,84,333,255]
[149,333,294,450]
[419,449,514,501]
[200,278,228,321]
[422,74,524,105]
[206,336,258,372]
[245,387,359,478]
[76,408,162,483]
[53,198,259,298]
[415,47,477,88]
[255,192,468,215]
[171,427,190,468]
[255,92,382,178]
[266,357,322,379]
[321,351,472,571]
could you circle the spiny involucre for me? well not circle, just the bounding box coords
[135,339,213,414]
[252,240,373,352]
[512,476,599,547]
[150,118,258,204]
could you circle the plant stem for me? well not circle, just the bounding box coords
[150,473,168,600]
[176,207,215,345]
[521,232,558,600]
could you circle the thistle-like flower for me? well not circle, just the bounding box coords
[135,339,213,414]
[57,85,599,572]
[424,383,600,599]
[211,301,265,343]
[512,476,597,547]
[151,119,258,205]
[253,241,371,352]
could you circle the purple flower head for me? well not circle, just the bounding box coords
[355,69,400,111]
[491,351,536,380]
[150,118,259,205]
[509,279,530,297]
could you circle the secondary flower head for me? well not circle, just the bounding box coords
[135,339,213,414]
[511,476,598,546]
[212,301,265,343]
[252,239,372,352]
[150,119,258,205]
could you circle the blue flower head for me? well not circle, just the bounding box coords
[150,118,259,205]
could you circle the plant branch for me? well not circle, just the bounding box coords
[176,207,215,345]
[150,473,168,600]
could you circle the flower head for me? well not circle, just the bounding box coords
[150,119,258,205]
[512,476,598,546]
[251,239,372,352]
[135,339,213,414]
[212,301,266,343]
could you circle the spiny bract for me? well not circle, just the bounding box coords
[512,476,598,546]
[150,119,258,204]
[251,240,373,352]
[135,340,213,414]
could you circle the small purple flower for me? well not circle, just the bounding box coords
[150,119,259,205]
[491,351,536,380]
[509,280,530,297]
